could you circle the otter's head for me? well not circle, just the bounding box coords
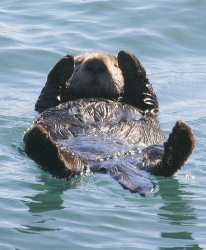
[35,50,159,115]
[66,52,124,99]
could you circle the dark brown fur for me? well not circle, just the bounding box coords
[24,50,195,194]
[24,124,87,178]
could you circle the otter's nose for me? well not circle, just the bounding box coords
[85,59,107,73]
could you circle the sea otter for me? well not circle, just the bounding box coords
[24,51,195,195]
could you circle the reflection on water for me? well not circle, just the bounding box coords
[158,178,202,250]
[1,0,205,248]
[19,169,202,250]
[16,174,86,234]
[24,174,83,214]
[16,222,59,235]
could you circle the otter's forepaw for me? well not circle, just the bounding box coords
[48,54,74,84]
[118,51,159,114]
[118,50,146,80]
[35,55,74,112]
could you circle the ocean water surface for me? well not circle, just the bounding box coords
[0,0,206,249]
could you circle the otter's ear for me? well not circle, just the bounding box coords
[35,55,74,113]
[118,50,159,115]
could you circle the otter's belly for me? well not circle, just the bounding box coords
[61,132,143,165]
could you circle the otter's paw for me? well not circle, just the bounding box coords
[163,120,195,170]
[35,55,74,113]
[118,51,159,115]
[118,50,146,80]
[152,121,195,177]
[24,124,87,178]
[143,121,195,177]
[48,54,74,84]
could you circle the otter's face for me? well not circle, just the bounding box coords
[67,52,124,99]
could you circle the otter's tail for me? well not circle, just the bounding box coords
[148,121,195,177]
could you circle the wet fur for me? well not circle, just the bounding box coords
[35,51,158,115]
[25,50,195,194]
[68,52,124,99]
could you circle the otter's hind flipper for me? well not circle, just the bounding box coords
[35,55,74,113]
[24,124,88,178]
[118,51,159,115]
[108,164,155,196]
[142,121,195,177]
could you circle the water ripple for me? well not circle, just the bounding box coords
[0,0,206,249]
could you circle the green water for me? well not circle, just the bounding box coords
[0,1,206,249]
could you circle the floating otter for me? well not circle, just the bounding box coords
[24,51,195,195]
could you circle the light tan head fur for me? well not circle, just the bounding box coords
[67,52,124,99]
